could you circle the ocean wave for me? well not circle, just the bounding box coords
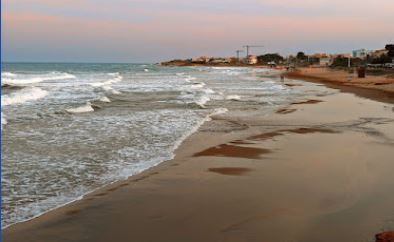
[210,107,228,116]
[90,74,123,87]
[66,102,94,113]
[2,72,17,78]
[191,82,206,89]
[1,87,48,106]
[184,76,196,82]
[195,95,211,108]
[2,72,76,86]
[204,88,216,94]
[102,86,121,95]
[99,96,111,103]
[225,95,241,101]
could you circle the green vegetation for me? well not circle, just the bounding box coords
[257,53,284,64]
[386,44,394,58]
[296,52,307,61]
[331,56,363,67]
[370,54,392,64]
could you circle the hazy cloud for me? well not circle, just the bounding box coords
[3,0,394,62]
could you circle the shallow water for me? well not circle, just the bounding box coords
[1,63,328,227]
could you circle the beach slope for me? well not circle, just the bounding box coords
[4,82,394,242]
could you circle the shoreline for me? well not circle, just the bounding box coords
[4,75,394,242]
[1,106,229,230]
[285,67,394,103]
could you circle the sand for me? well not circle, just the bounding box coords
[3,79,394,242]
[286,67,394,96]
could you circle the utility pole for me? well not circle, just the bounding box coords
[236,50,244,64]
[348,54,352,81]
[243,45,264,57]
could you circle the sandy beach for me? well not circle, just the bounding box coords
[3,75,394,242]
[286,67,394,95]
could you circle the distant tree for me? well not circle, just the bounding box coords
[385,44,394,58]
[331,56,362,67]
[257,53,284,64]
[296,52,308,60]
[371,54,392,64]
[308,57,320,65]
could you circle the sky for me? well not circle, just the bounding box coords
[2,0,394,63]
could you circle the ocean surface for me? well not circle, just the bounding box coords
[1,63,329,228]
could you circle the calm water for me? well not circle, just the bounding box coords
[1,63,327,227]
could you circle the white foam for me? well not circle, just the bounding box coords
[102,86,121,95]
[170,108,228,159]
[99,96,111,103]
[66,103,94,113]
[191,82,206,89]
[210,107,229,116]
[144,69,149,72]
[204,88,216,94]
[2,72,75,86]
[2,72,16,78]
[90,75,123,87]
[1,87,48,106]
[226,95,241,101]
[195,95,211,108]
[184,76,196,82]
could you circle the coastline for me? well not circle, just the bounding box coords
[285,67,394,103]
[4,76,394,242]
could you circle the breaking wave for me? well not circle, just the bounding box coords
[226,95,241,101]
[1,87,48,106]
[99,96,111,103]
[66,103,95,114]
[90,73,123,87]
[2,72,76,86]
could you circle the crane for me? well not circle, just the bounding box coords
[235,50,244,64]
[243,45,264,57]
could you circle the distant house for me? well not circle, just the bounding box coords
[209,57,231,64]
[191,56,210,64]
[246,55,258,65]
[352,49,371,59]
[310,53,332,67]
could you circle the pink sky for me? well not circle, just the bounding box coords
[3,0,394,62]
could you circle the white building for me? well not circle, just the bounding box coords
[246,55,258,65]
[191,56,210,64]
[352,49,371,59]
[310,53,332,67]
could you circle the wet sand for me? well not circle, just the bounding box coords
[3,81,394,242]
[285,67,394,104]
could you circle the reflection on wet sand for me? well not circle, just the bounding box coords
[193,144,270,159]
[208,167,252,176]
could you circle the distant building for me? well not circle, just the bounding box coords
[209,57,231,64]
[310,53,332,67]
[246,55,258,65]
[191,56,210,64]
[352,49,371,59]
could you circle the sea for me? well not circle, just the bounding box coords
[1,63,330,228]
